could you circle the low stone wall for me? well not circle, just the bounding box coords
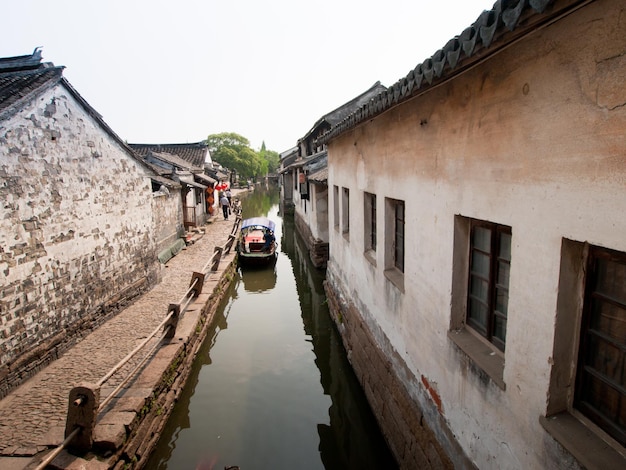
[323,278,473,470]
[114,259,237,470]
[294,212,329,269]
[0,276,154,400]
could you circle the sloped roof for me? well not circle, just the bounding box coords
[129,142,209,168]
[318,0,585,145]
[0,47,43,72]
[0,49,157,178]
[303,81,387,141]
[145,150,203,173]
[0,66,64,118]
[308,167,328,183]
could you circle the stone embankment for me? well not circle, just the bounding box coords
[0,194,246,470]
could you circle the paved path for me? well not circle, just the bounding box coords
[0,201,243,469]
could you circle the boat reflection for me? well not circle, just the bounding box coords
[237,265,277,292]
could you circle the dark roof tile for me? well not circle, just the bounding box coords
[129,142,209,168]
[318,0,587,145]
[0,67,63,117]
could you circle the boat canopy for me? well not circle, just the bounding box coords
[241,217,276,232]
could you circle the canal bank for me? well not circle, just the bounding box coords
[146,195,397,470]
[0,192,248,470]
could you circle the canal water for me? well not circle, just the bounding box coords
[146,188,397,470]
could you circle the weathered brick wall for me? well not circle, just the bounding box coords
[324,271,473,470]
[294,211,329,269]
[0,84,160,394]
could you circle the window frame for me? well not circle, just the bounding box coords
[384,197,405,291]
[449,215,507,389]
[333,185,339,231]
[364,192,377,261]
[574,245,626,446]
[540,240,626,469]
[342,187,350,240]
[466,220,511,352]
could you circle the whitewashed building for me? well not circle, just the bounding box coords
[0,50,160,396]
[286,82,387,268]
[321,0,626,468]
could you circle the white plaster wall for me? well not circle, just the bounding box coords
[152,190,183,253]
[0,83,157,365]
[328,1,626,467]
[293,170,328,242]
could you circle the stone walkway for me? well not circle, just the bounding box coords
[0,204,242,469]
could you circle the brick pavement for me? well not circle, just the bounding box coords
[0,203,242,469]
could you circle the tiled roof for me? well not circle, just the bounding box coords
[129,142,209,168]
[143,150,204,173]
[0,49,158,179]
[308,167,328,183]
[0,47,44,72]
[0,66,64,118]
[303,81,387,141]
[318,0,583,145]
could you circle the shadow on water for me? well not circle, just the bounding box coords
[146,188,397,469]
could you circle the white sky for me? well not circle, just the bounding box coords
[2,0,494,153]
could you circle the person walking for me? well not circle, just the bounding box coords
[225,188,232,215]
[220,193,230,220]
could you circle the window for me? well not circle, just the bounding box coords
[364,192,376,253]
[449,216,508,388]
[394,200,405,272]
[384,198,404,291]
[575,246,626,446]
[333,185,339,231]
[342,187,350,238]
[467,220,511,351]
[541,241,626,468]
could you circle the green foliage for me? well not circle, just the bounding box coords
[207,133,279,180]
[259,140,280,174]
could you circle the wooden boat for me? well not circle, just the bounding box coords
[237,217,277,267]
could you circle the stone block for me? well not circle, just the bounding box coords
[94,423,127,452]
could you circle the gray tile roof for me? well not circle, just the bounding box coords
[0,49,158,179]
[0,47,44,72]
[142,150,204,173]
[302,81,387,142]
[129,142,209,168]
[308,167,328,183]
[0,65,64,118]
[318,0,579,145]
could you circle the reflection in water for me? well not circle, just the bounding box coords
[149,281,239,468]
[282,216,397,469]
[146,188,396,469]
[239,266,277,292]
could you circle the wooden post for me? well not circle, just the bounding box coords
[211,246,223,272]
[165,303,180,339]
[65,383,100,453]
[190,271,205,296]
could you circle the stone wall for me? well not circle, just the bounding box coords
[0,83,160,395]
[324,271,472,469]
[294,210,328,269]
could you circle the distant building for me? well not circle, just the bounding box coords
[283,81,386,268]
[0,50,161,396]
[129,142,217,230]
[321,0,626,468]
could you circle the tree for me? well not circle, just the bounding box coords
[207,133,277,181]
[207,132,261,180]
[259,141,280,174]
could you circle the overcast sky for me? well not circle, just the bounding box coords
[2,0,494,153]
